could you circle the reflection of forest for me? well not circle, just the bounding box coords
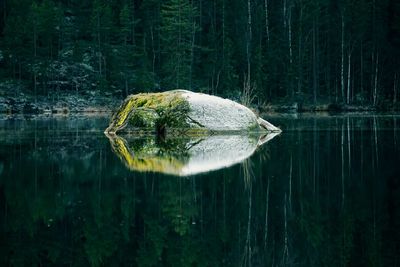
[0,115,399,266]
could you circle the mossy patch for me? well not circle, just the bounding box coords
[108,91,192,133]
[128,109,159,129]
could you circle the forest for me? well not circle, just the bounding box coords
[0,0,400,108]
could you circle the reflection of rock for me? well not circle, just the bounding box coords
[107,132,279,176]
[105,90,281,134]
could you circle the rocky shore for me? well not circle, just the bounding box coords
[260,101,400,113]
[1,88,399,116]
[0,91,120,115]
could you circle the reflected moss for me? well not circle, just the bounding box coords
[108,135,188,175]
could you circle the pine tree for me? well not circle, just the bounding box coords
[160,0,199,89]
[91,0,113,87]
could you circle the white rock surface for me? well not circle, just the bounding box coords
[181,90,260,131]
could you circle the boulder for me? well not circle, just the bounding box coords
[105,90,281,134]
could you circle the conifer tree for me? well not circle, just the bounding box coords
[160,0,199,89]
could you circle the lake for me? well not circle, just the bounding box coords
[0,113,399,266]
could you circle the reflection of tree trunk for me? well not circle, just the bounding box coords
[360,121,364,180]
[98,149,103,207]
[394,117,397,146]
[341,122,345,208]
[289,154,292,208]
[373,116,379,167]
[200,186,203,236]
[264,178,270,249]
[242,183,252,267]
[34,121,38,196]
[133,175,136,226]
[223,175,226,238]
[313,118,317,196]
[347,117,351,177]
[298,121,302,190]
[282,194,289,265]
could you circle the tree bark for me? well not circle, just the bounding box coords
[312,17,317,104]
[131,0,136,46]
[360,42,364,102]
[373,53,379,106]
[189,0,196,91]
[288,1,293,98]
[341,14,345,103]
[247,0,252,84]
[347,49,351,104]
[264,0,270,43]
[394,73,397,104]
[297,4,303,94]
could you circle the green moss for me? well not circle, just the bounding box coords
[128,109,158,128]
[109,91,192,133]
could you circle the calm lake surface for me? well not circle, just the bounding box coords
[0,113,399,266]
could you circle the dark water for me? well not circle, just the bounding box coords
[0,113,399,266]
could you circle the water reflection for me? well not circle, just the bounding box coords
[0,114,399,266]
[106,132,280,176]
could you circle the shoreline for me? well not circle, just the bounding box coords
[0,93,120,115]
[1,93,399,116]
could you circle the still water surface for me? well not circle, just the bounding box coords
[0,113,399,266]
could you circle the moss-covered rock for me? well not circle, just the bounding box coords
[105,90,281,134]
